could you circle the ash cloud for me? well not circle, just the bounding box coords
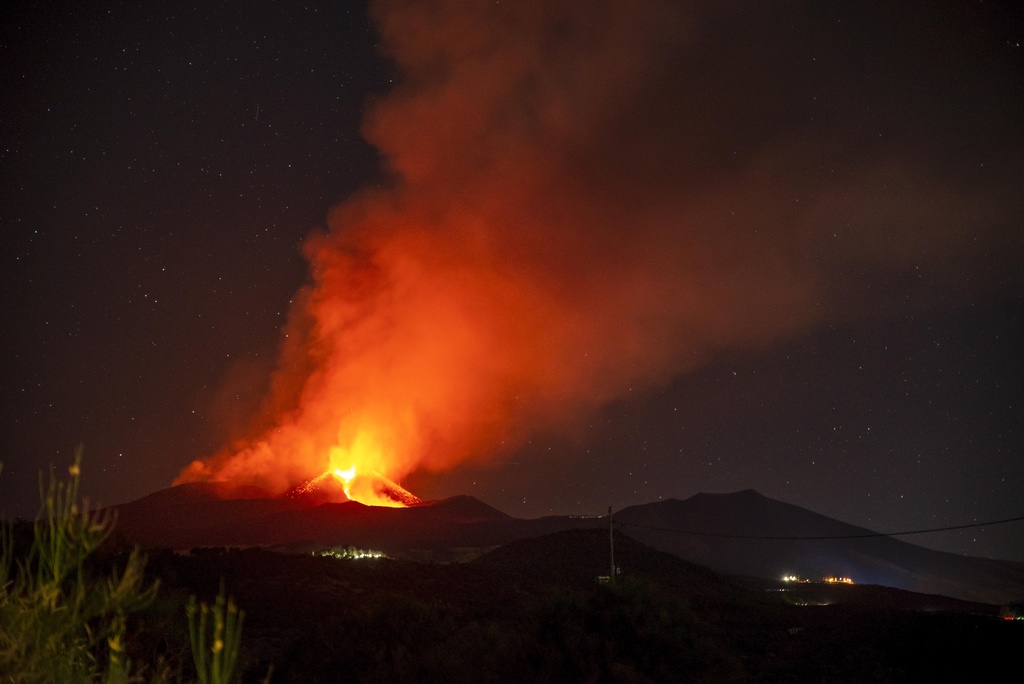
[178,0,1021,492]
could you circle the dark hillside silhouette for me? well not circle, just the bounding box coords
[106,486,1024,604]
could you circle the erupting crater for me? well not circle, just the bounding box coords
[285,466,421,508]
[330,465,422,508]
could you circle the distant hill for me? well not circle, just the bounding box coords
[474,527,743,608]
[615,490,1024,605]
[105,485,1024,604]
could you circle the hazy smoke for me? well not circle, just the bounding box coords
[177,0,1021,493]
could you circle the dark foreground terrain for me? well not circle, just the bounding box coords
[100,528,1018,683]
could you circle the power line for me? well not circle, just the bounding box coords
[616,514,1024,541]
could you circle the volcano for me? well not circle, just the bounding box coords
[284,469,422,507]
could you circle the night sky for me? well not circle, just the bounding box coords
[3,2,1023,562]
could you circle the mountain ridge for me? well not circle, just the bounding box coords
[103,485,1024,604]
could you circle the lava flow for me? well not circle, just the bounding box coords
[325,436,421,507]
[330,466,422,508]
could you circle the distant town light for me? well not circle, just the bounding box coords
[779,575,853,585]
[823,576,854,584]
[315,545,389,560]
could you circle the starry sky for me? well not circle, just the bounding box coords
[2,1,1023,561]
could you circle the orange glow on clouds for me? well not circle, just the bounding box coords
[173,1,997,505]
[172,1,822,504]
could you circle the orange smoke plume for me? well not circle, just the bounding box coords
[176,0,1016,503]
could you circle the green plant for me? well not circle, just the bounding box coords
[0,448,160,682]
[187,584,245,684]
[1,449,260,683]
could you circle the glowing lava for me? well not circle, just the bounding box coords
[332,465,357,497]
[320,432,421,507]
[327,465,421,508]
[283,457,420,508]
[282,434,423,507]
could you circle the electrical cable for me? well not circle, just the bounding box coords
[615,514,1024,541]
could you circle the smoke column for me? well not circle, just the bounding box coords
[177,1,1020,497]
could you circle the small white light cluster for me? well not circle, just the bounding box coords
[315,545,389,560]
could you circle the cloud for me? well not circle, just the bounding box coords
[177,0,1022,493]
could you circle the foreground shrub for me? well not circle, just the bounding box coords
[0,451,160,682]
[0,451,248,683]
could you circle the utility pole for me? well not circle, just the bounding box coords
[609,505,615,584]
